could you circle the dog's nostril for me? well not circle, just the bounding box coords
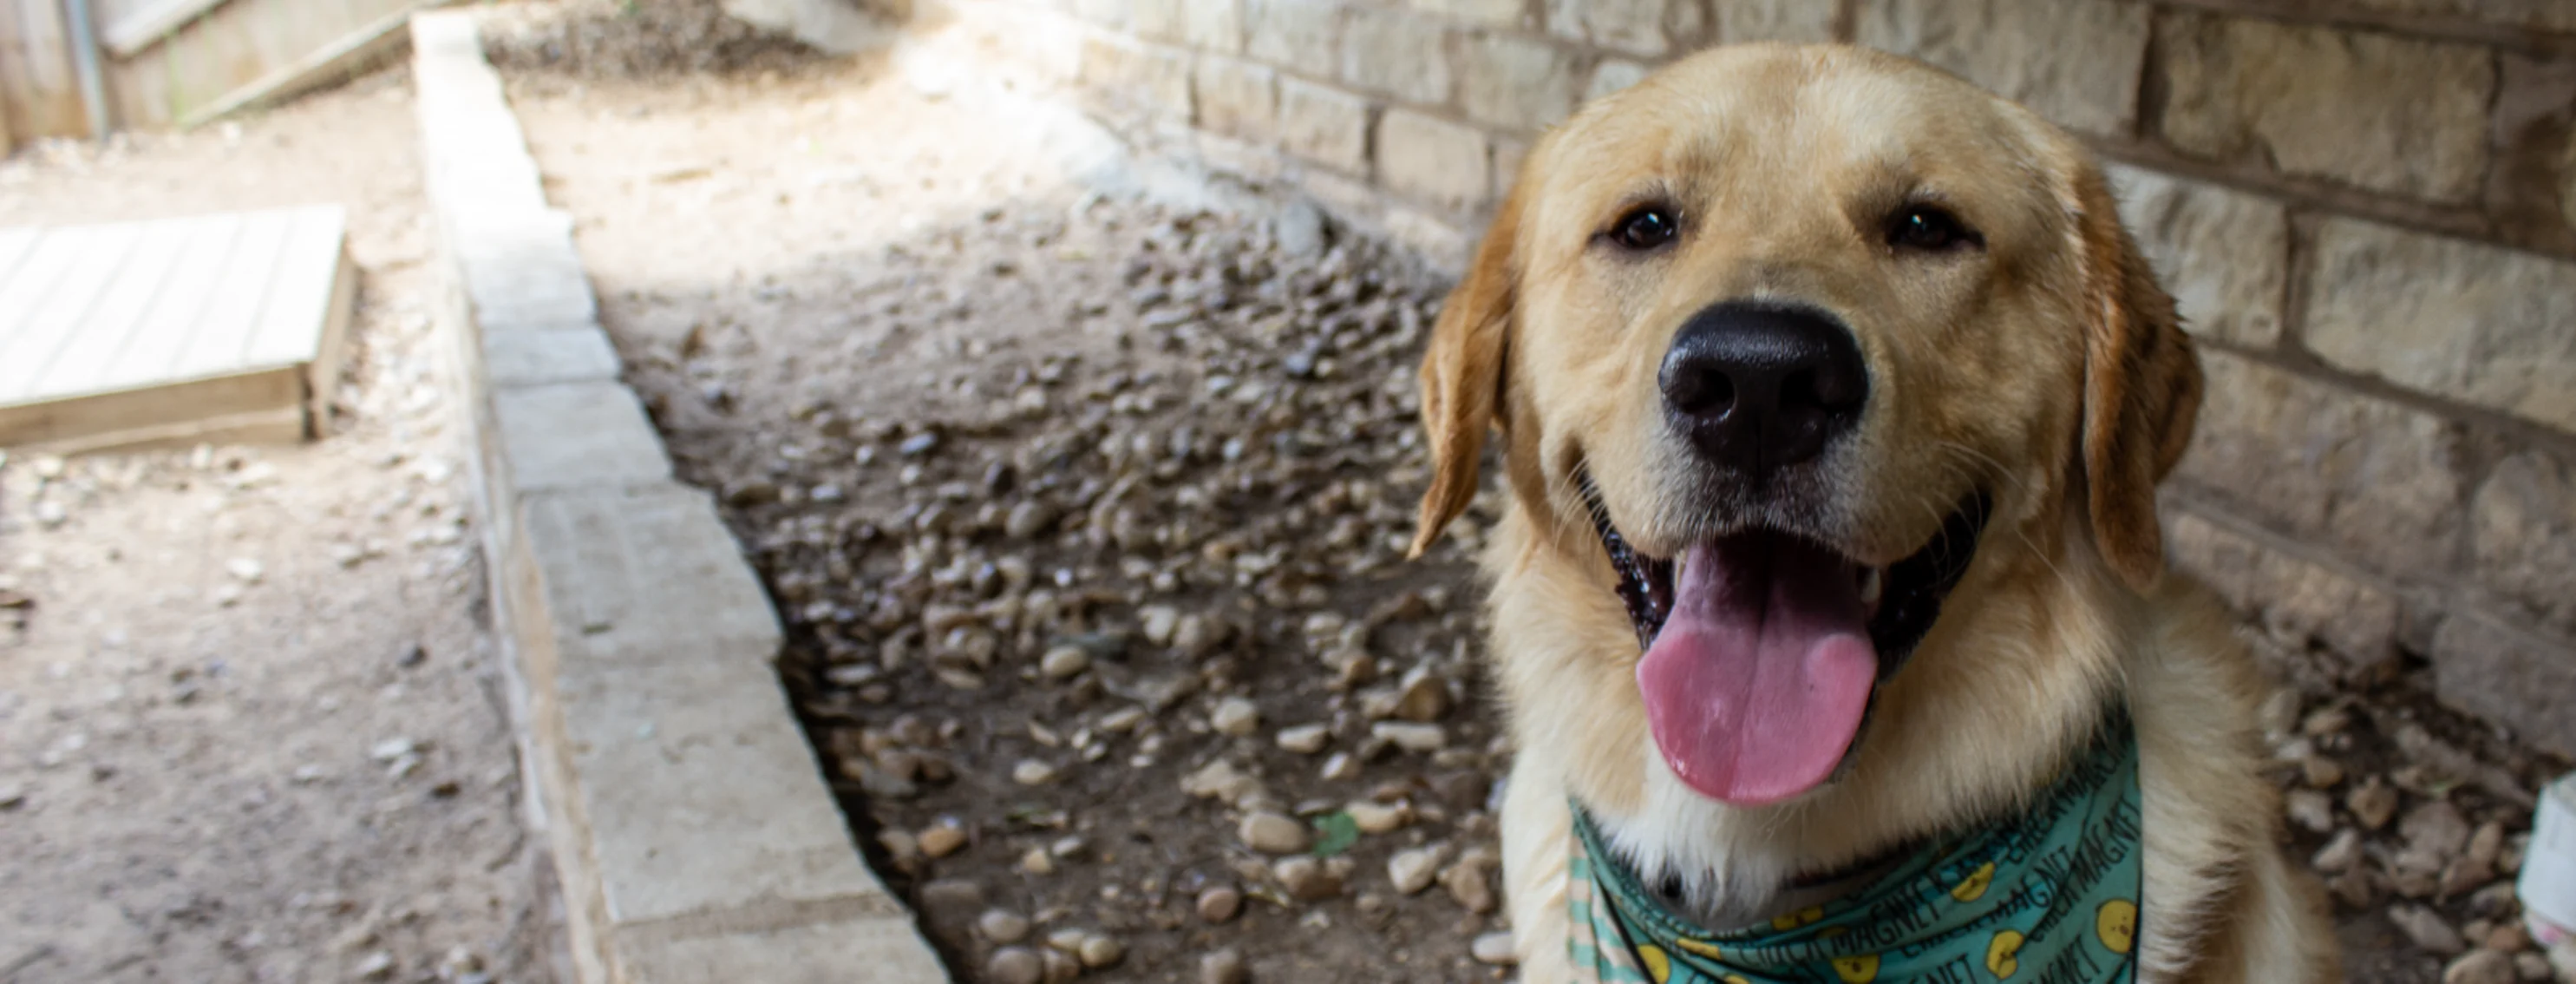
[1667,371,1736,417]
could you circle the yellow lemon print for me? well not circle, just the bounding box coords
[1831,954,1881,982]
[1985,929,2024,978]
[1674,937,1724,961]
[1725,977,1752,984]
[2096,898,2139,955]
[1769,905,1826,931]
[1952,862,1997,902]
[1638,944,1671,983]
[1820,926,1850,940]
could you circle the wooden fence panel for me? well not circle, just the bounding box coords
[0,0,89,140]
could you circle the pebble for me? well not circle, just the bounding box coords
[1004,501,1057,540]
[1319,751,1360,781]
[2403,800,2473,859]
[0,783,24,810]
[978,909,1031,943]
[1389,845,1447,895]
[1346,800,1409,834]
[226,558,265,584]
[1013,759,1059,785]
[1077,934,1125,968]
[2348,779,2401,831]
[2514,952,2552,981]
[1020,848,1056,876]
[1196,885,1244,923]
[918,821,968,858]
[1471,932,1519,966]
[2284,789,2336,834]
[1210,697,1261,737]
[986,947,1044,984]
[1239,810,1310,854]
[2390,904,2468,956]
[1200,948,1251,984]
[1274,856,1343,901]
[1042,948,1082,983]
[917,878,984,921]
[1389,666,1448,722]
[2442,949,2515,984]
[1441,850,1499,914]
[1274,724,1330,754]
[2311,829,2363,873]
[2300,755,2345,789]
[1140,606,1180,646]
[1370,722,1445,752]
[354,951,395,980]
[1039,646,1089,679]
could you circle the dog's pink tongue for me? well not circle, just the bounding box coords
[1637,532,1877,806]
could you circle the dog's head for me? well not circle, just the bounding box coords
[1413,45,2199,811]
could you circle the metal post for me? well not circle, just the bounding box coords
[61,0,112,141]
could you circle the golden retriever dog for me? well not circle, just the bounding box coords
[1409,44,2338,983]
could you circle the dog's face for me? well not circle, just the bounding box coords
[1415,46,2200,811]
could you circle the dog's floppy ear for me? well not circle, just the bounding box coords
[2071,165,2202,592]
[1409,182,1526,558]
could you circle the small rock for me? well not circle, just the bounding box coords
[2553,943,2576,981]
[1274,856,1343,901]
[919,821,968,858]
[226,558,265,584]
[0,784,25,810]
[2443,949,2516,984]
[1005,501,1058,540]
[2513,952,2551,981]
[2465,821,2506,871]
[1239,810,1310,854]
[1346,800,1409,835]
[2302,705,2351,737]
[1390,666,1448,722]
[1275,724,1330,755]
[1182,759,1261,804]
[2312,829,2364,874]
[1200,947,1251,984]
[2486,922,2529,954]
[1140,606,1180,646]
[2285,789,2336,834]
[2390,903,2468,956]
[2403,800,2473,861]
[1471,932,1518,966]
[1020,848,1056,876]
[1040,646,1089,679]
[1197,885,1244,923]
[1441,850,1499,914]
[1371,722,1445,752]
[2348,779,2401,831]
[1077,934,1125,968]
[1389,845,1448,895]
[368,738,416,762]
[1013,759,1059,785]
[1319,751,1360,781]
[2301,755,2346,789]
[979,909,1031,943]
[986,947,1044,984]
[354,951,395,980]
[1041,948,1082,983]
[1211,697,1261,737]
[917,878,984,920]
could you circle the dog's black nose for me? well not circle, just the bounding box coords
[1659,302,1867,474]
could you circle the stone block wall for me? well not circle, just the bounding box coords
[945,0,2576,754]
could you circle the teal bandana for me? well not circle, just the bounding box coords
[1568,712,2144,984]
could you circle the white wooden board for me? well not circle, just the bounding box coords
[0,204,356,454]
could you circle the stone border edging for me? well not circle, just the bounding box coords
[409,13,951,982]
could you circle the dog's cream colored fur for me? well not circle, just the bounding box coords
[1409,45,2338,983]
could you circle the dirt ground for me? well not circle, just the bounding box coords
[499,17,2569,984]
[0,74,550,983]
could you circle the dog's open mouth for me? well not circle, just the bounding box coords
[1580,471,1991,806]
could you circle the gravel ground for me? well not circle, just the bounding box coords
[496,18,2573,983]
[0,72,550,984]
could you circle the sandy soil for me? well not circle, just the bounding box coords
[0,72,551,984]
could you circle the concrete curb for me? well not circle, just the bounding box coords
[409,13,951,982]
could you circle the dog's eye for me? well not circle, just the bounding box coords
[1886,205,1979,253]
[1611,207,1679,251]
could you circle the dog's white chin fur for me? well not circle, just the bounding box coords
[1592,744,1847,929]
